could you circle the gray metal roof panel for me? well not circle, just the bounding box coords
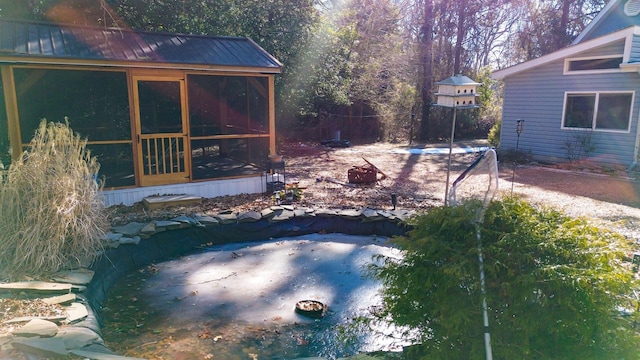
[49,26,66,56]
[436,74,480,86]
[0,19,281,71]
[14,22,27,54]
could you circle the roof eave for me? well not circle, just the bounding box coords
[246,37,283,68]
[0,55,282,74]
[492,25,638,80]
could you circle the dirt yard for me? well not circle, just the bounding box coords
[108,140,640,244]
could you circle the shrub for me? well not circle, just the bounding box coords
[497,147,531,164]
[564,130,597,163]
[487,118,500,148]
[0,120,107,279]
[370,196,640,359]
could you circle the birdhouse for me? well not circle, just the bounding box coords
[435,74,480,108]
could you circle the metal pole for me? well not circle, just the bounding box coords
[510,132,520,194]
[409,113,415,145]
[444,108,457,206]
[511,120,524,194]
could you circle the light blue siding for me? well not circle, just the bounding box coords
[572,40,625,57]
[630,35,640,62]
[500,56,640,166]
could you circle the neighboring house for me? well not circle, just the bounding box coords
[492,0,640,169]
[0,18,282,206]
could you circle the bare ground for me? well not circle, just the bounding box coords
[108,140,640,244]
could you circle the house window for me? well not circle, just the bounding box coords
[565,55,624,75]
[567,57,623,72]
[563,92,633,131]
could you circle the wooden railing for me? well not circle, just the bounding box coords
[141,135,185,176]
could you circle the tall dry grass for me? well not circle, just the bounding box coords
[0,120,107,279]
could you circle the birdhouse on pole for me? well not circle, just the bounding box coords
[436,74,481,207]
[435,74,480,109]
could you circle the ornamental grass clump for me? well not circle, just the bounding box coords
[0,120,107,279]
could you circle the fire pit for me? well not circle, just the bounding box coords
[295,300,327,319]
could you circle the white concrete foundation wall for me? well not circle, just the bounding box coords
[102,175,265,207]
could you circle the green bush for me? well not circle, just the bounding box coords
[487,118,500,148]
[0,120,107,279]
[371,197,640,359]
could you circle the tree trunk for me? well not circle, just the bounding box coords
[453,0,468,74]
[557,0,572,49]
[419,0,434,141]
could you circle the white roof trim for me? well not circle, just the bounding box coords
[492,26,639,80]
[572,0,621,45]
[619,62,640,71]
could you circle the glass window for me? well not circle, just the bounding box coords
[564,94,595,128]
[596,93,633,130]
[567,57,623,72]
[563,92,632,131]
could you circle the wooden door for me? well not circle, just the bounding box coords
[133,77,190,186]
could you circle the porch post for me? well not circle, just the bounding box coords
[1,65,22,161]
[268,75,276,155]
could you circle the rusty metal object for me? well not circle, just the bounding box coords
[347,157,387,184]
[348,166,377,184]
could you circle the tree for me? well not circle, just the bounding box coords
[418,0,435,141]
[0,0,112,25]
[278,0,419,142]
[475,65,502,138]
[277,17,356,128]
[452,0,468,74]
[371,197,640,359]
[508,0,606,63]
[417,0,501,140]
[339,0,417,142]
[466,0,520,69]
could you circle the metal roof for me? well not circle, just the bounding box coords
[436,74,480,86]
[0,19,282,72]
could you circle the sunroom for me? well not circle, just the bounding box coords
[0,19,282,206]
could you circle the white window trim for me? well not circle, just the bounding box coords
[561,91,634,133]
[563,54,624,75]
